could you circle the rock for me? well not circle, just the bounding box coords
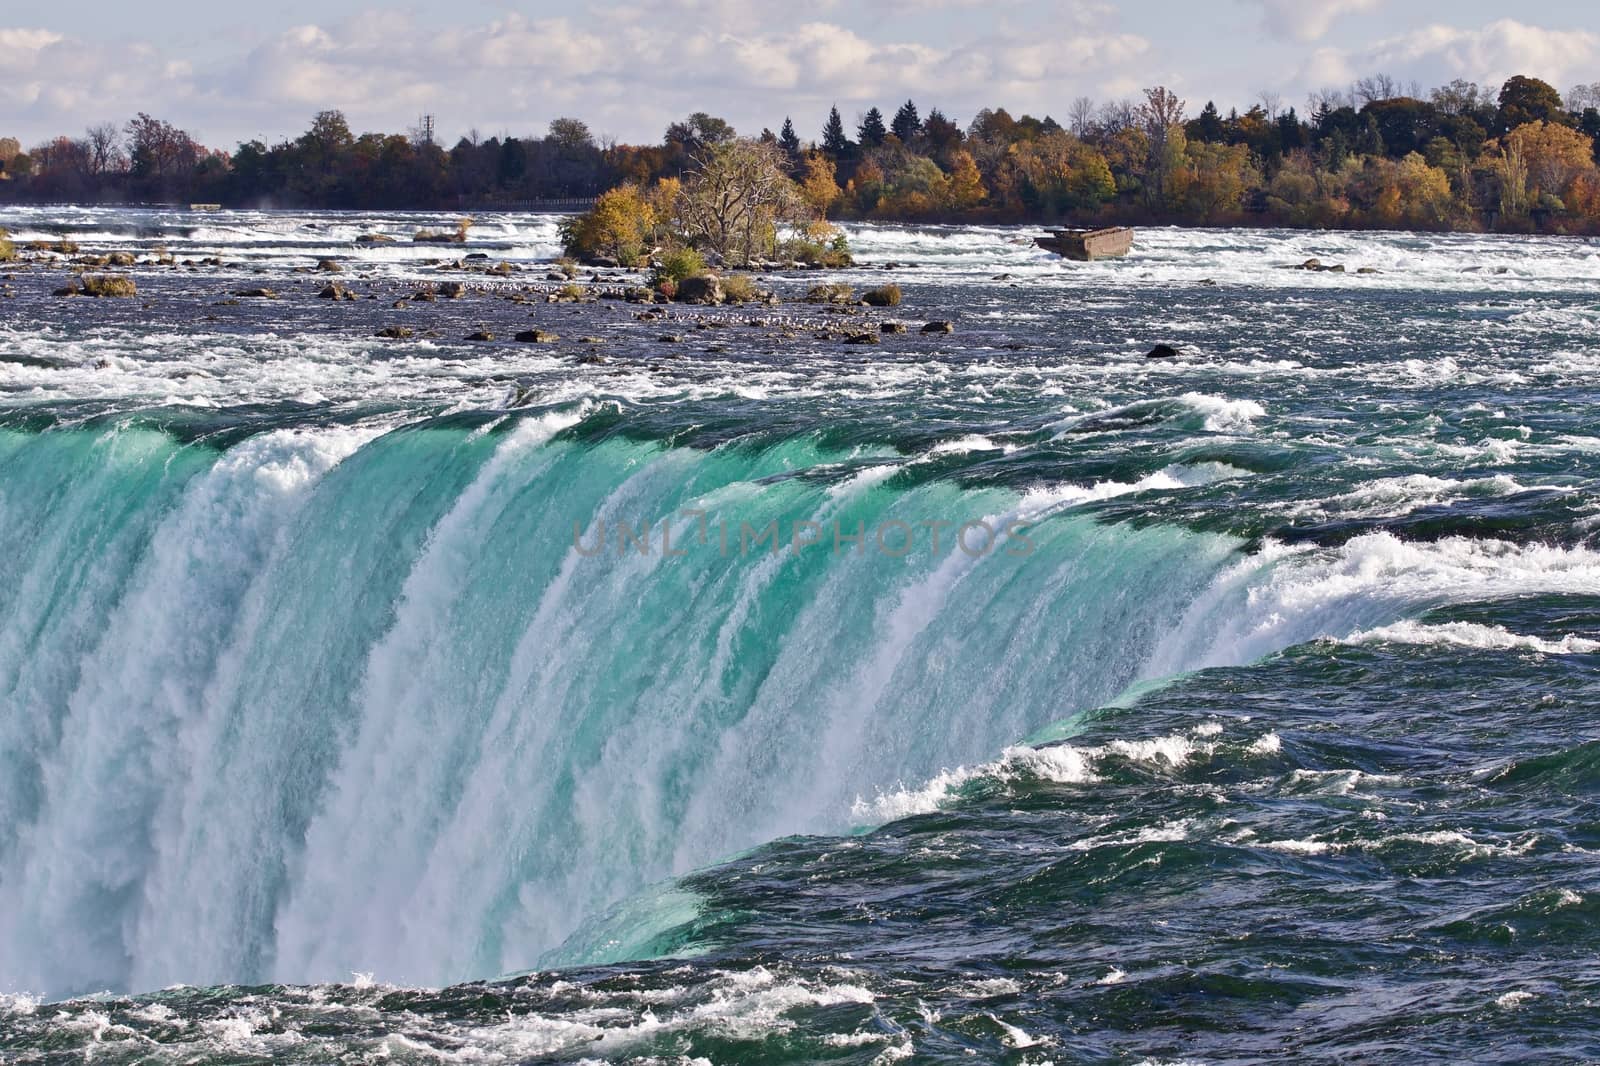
[805,283,855,305]
[81,275,138,297]
[577,352,607,365]
[375,326,413,339]
[921,321,954,334]
[657,334,684,343]
[545,271,569,282]
[881,321,907,334]
[232,287,278,299]
[1326,264,1345,273]
[514,329,560,343]
[675,275,724,305]
[1357,267,1381,275]
[439,281,466,298]
[317,282,356,300]
[1199,278,1218,286]
[106,251,136,267]
[862,284,902,307]
[316,259,342,273]
[465,330,495,341]
[844,332,880,345]
[411,289,437,302]
[490,262,515,276]
[992,273,1015,281]
[52,284,81,297]
[583,255,620,268]
[1146,343,1181,359]
[357,234,397,244]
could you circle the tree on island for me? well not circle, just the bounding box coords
[676,139,808,265]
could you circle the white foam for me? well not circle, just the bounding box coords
[1346,621,1600,656]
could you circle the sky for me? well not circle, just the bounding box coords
[3,1,1600,150]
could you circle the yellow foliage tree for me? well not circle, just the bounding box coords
[1502,121,1596,203]
[559,183,657,265]
[798,151,841,219]
[946,150,987,211]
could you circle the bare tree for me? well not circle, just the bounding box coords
[1352,74,1398,106]
[84,123,124,176]
[1567,83,1600,111]
[1257,91,1283,119]
[1068,96,1097,137]
[1097,98,1139,133]
[675,138,806,265]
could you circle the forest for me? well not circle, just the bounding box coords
[5,74,1600,234]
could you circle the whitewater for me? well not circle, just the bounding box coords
[1,207,1598,1064]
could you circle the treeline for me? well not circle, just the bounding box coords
[6,74,1600,232]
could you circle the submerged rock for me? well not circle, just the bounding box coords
[921,321,954,334]
[844,332,881,345]
[465,330,494,342]
[375,326,413,339]
[1146,343,1181,359]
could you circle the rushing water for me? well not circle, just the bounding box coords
[1,207,1598,1063]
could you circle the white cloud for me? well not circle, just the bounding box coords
[1292,18,1600,100]
[0,8,1156,148]
[1249,0,1382,43]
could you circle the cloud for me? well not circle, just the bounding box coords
[1249,0,1382,43]
[1294,18,1600,97]
[0,7,1155,148]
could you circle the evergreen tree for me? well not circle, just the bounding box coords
[858,107,888,148]
[891,99,922,142]
[822,106,851,156]
[1191,102,1226,143]
[779,117,801,157]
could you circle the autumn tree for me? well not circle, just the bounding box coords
[798,150,841,217]
[1139,86,1187,208]
[946,150,987,210]
[559,183,659,265]
[1502,121,1595,204]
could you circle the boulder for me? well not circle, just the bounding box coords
[356,234,397,244]
[232,287,278,299]
[881,321,907,334]
[439,281,466,298]
[921,321,954,334]
[675,275,724,305]
[805,283,855,305]
[465,330,495,341]
[844,332,881,345]
[862,284,902,307]
[514,329,560,343]
[375,326,413,339]
[316,259,342,273]
[1146,343,1181,359]
[317,282,356,300]
[81,275,138,297]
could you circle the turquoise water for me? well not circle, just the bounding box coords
[1,210,1598,1062]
